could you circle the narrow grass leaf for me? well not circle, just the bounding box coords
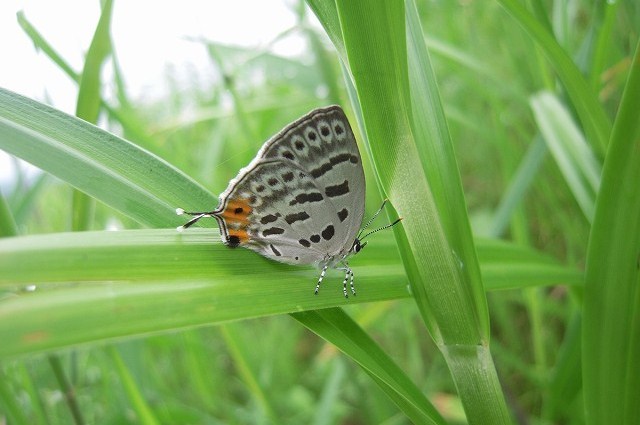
[71,0,113,233]
[531,91,601,222]
[583,40,640,425]
[0,88,214,228]
[292,308,446,425]
[0,189,18,237]
[220,324,277,421]
[313,358,345,425]
[75,0,113,123]
[488,136,547,238]
[109,346,160,425]
[497,0,612,155]
[0,370,31,424]
[16,11,79,82]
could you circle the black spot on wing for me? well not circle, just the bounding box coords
[321,224,335,241]
[299,239,311,248]
[262,227,285,237]
[227,235,240,247]
[282,171,294,182]
[325,180,349,198]
[338,208,349,222]
[260,214,278,225]
[285,211,310,225]
[282,151,295,160]
[310,234,320,243]
[270,244,282,257]
[307,130,317,141]
[289,192,323,206]
[310,153,359,178]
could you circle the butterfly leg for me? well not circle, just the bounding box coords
[315,265,328,295]
[342,270,349,298]
[349,268,356,297]
[338,265,355,298]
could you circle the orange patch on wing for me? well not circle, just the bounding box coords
[218,198,252,245]
[219,198,252,225]
[228,228,250,244]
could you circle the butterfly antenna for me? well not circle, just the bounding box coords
[360,218,403,241]
[357,199,388,238]
[175,208,215,232]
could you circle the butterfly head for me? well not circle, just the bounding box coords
[350,238,367,255]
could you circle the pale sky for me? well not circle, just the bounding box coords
[0,0,316,186]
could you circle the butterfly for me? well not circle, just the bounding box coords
[177,106,400,297]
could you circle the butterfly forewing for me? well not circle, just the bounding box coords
[213,106,365,267]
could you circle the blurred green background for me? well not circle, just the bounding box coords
[1,0,638,424]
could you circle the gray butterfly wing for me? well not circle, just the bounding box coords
[213,106,365,267]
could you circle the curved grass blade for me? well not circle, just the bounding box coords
[0,88,215,228]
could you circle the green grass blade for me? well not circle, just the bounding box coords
[75,0,113,123]
[71,0,113,233]
[220,324,277,421]
[583,39,640,425]
[476,238,582,290]
[292,308,446,425]
[336,0,482,343]
[497,0,612,156]
[530,91,601,222]
[0,229,577,358]
[109,346,160,425]
[0,228,409,357]
[547,313,583,421]
[313,358,345,425]
[332,0,510,421]
[589,2,619,91]
[47,354,85,424]
[405,0,489,337]
[16,11,80,82]
[0,369,31,424]
[0,189,18,237]
[304,1,345,64]
[488,135,547,238]
[0,88,214,227]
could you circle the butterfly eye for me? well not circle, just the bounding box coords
[353,239,365,253]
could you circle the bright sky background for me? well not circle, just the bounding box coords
[0,0,315,187]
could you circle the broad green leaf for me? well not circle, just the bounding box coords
[332,0,510,422]
[0,228,578,358]
[0,228,408,357]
